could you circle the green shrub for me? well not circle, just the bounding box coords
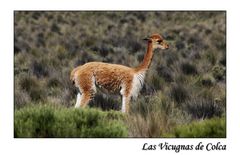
[164,116,226,138]
[14,105,128,138]
[212,65,225,81]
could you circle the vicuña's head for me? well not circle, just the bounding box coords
[144,33,169,50]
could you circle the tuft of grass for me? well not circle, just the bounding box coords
[181,62,198,75]
[170,84,189,104]
[126,93,191,137]
[30,60,49,78]
[19,75,46,102]
[14,88,31,109]
[14,105,127,138]
[89,94,121,111]
[156,65,174,82]
[164,116,226,138]
[183,97,224,119]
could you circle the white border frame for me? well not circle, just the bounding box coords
[1,0,240,155]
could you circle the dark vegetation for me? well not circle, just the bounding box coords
[14,11,226,137]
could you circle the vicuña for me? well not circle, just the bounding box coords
[70,34,169,113]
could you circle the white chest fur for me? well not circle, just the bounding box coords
[130,71,146,99]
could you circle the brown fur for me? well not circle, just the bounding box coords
[70,34,169,112]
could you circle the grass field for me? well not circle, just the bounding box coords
[14,11,226,137]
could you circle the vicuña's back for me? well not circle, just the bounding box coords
[71,62,134,94]
[70,34,169,113]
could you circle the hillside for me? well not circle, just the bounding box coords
[14,11,226,137]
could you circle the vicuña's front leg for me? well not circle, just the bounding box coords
[75,93,82,108]
[121,96,131,113]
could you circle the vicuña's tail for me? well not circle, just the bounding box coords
[70,67,79,85]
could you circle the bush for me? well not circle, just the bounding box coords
[47,77,62,88]
[206,51,217,65]
[14,105,128,138]
[183,97,224,119]
[150,75,165,90]
[156,65,174,82]
[126,93,190,137]
[89,94,121,111]
[19,76,46,102]
[200,74,215,87]
[212,65,225,81]
[164,116,226,138]
[181,62,198,75]
[30,60,49,78]
[170,84,189,103]
[14,88,31,109]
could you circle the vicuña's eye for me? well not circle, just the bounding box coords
[157,40,162,43]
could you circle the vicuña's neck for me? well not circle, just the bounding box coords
[135,41,154,72]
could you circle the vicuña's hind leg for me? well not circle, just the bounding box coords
[75,91,94,108]
[121,95,131,113]
[75,92,93,108]
[75,75,96,108]
[75,92,82,108]
[79,92,92,108]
